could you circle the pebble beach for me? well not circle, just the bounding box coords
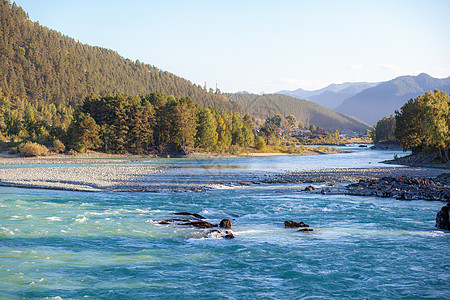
[1,152,449,192]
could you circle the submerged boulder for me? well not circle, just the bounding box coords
[436,202,450,230]
[207,229,235,239]
[298,228,314,232]
[219,219,232,229]
[284,220,309,228]
[174,212,205,219]
[304,186,315,191]
[181,221,215,228]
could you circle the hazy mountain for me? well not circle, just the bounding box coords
[277,82,378,108]
[335,73,450,125]
[227,93,370,132]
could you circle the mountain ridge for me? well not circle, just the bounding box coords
[277,82,379,108]
[227,93,370,132]
[335,73,450,125]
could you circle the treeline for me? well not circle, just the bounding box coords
[2,91,253,155]
[0,0,240,114]
[371,115,396,144]
[372,89,449,162]
[395,89,449,161]
[71,92,254,154]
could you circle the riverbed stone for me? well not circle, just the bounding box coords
[174,212,205,219]
[285,220,309,228]
[436,202,450,230]
[219,219,232,229]
[181,221,215,228]
[207,229,235,239]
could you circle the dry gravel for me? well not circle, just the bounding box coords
[0,164,162,191]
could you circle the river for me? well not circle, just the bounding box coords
[0,146,448,299]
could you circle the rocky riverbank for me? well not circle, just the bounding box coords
[270,167,449,184]
[345,174,450,201]
[271,168,450,202]
[383,153,450,169]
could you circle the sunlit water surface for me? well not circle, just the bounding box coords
[1,147,448,299]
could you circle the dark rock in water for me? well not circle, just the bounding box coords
[174,212,205,219]
[224,232,235,239]
[285,220,309,228]
[219,219,232,229]
[436,202,450,230]
[298,228,314,232]
[181,221,215,228]
[159,218,190,224]
[304,186,315,191]
[207,229,235,239]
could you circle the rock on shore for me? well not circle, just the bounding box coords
[346,174,450,201]
[270,168,449,184]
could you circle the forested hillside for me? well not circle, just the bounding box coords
[226,93,370,132]
[0,0,239,113]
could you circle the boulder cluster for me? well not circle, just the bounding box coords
[346,174,450,201]
[157,212,315,239]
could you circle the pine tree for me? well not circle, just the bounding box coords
[68,112,101,152]
[241,114,255,147]
[196,108,217,150]
[173,97,198,153]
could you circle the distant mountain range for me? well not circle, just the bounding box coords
[336,73,450,125]
[277,73,450,125]
[278,82,379,108]
[226,93,370,132]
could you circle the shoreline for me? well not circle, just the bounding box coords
[383,154,450,169]
[0,149,346,165]
[0,158,449,193]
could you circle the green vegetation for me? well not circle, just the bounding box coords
[371,116,396,143]
[395,89,449,162]
[18,141,49,157]
[0,0,239,123]
[0,1,365,157]
[71,92,254,155]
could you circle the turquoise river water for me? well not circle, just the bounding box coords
[0,146,449,299]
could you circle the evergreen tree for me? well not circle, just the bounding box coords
[3,110,21,142]
[372,116,396,143]
[241,114,255,147]
[231,113,244,146]
[68,112,101,152]
[395,97,425,153]
[173,97,198,153]
[395,89,449,161]
[196,108,217,150]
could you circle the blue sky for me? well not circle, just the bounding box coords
[14,0,450,93]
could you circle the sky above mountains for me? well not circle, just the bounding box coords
[15,0,450,94]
